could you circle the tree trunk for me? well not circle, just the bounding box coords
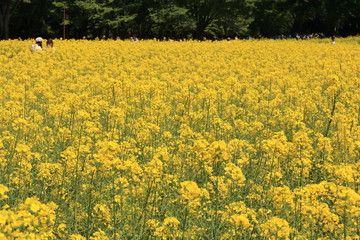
[0,15,11,40]
[0,0,20,39]
[0,13,3,39]
[4,14,10,39]
[0,10,8,40]
[195,17,211,39]
[0,5,10,39]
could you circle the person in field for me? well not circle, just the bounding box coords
[46,38,54,48]
[331,36,336,44]
[31,37,43,50]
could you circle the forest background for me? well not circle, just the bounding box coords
[1,0,360,40]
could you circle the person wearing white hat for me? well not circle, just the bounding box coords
[31,37,43,50]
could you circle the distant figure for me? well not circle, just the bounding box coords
[116,36,121,41]
[130,36,139,42]
[31,37,43,50]
[46,38,54,48]
[331,36,336,44]
[227,37,231,42]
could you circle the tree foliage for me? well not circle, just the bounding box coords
[1,0,359,39]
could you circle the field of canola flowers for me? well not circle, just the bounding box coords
[0,38,360,239]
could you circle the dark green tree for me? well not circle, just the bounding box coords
[3,0,360,39]
[178,0,221,38]
[148,0,195,39]
[250,0,295,37]
[209,0,256,38]
[0,0,31,39]
[322,0,360,35]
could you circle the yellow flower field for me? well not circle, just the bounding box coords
[0,38,360,239]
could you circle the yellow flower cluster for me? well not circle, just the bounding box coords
[0,38,359,238]
[259,216,291,239]
[0,191,57,240]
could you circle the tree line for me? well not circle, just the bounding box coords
[1,0,359,40]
